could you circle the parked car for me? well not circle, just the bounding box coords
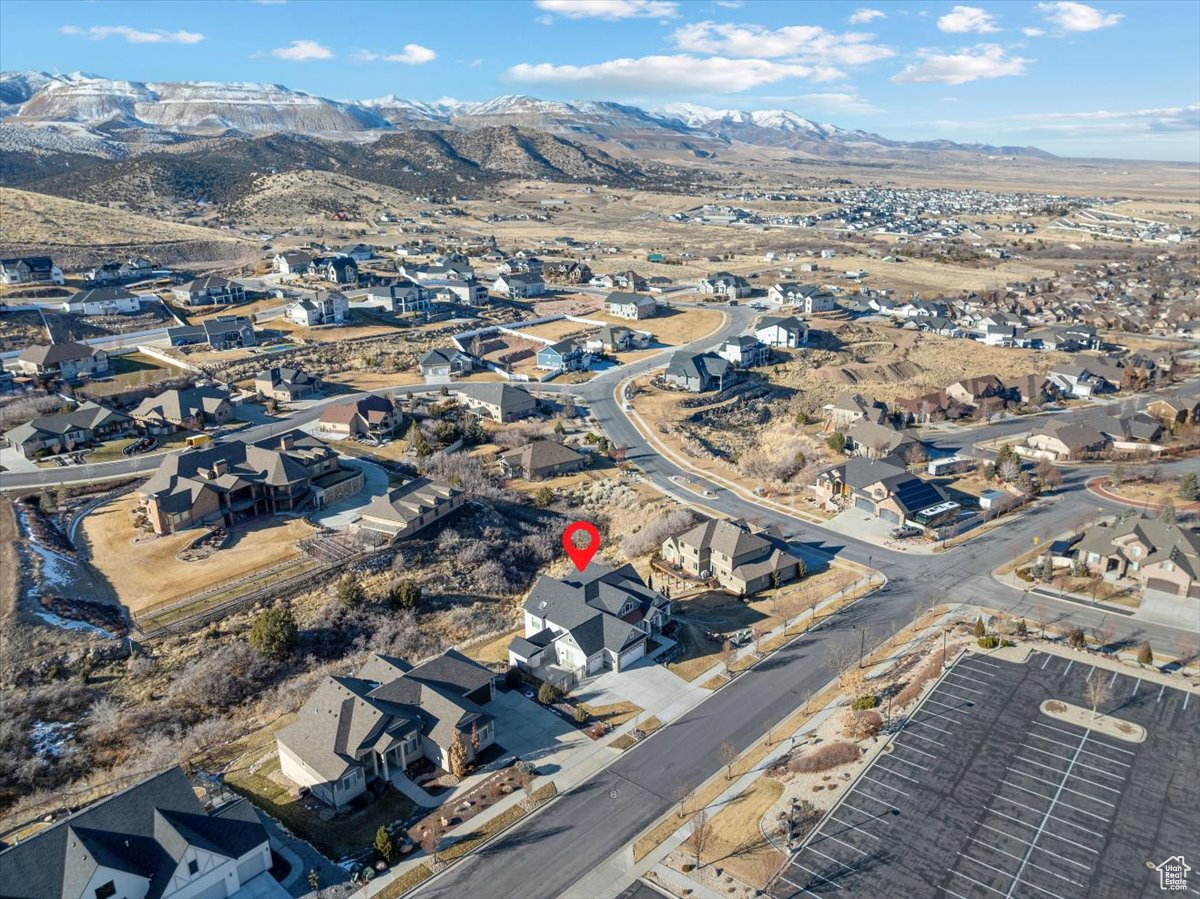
[890,526,922,539]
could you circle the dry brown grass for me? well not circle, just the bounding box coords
[696,776,786,889]
[81,494,316,611]
[462,628,521,666]
[580,701,644,729]
[0,498,20,620]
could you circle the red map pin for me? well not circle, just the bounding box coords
[562,521,601,572]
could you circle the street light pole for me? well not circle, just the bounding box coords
[859,626,866,669]
[942,629,948,669]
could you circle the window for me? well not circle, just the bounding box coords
[95,883,116,899]
[188,859,200,876]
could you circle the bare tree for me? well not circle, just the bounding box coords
[1092,618,1116,652]
[689,808,711,868]
[418,819,443,868]
[1034,601,1048,639]
[1084,673,1112,721]
[719,741,739,780]
[722,640,736,678]
[673,783,691,819]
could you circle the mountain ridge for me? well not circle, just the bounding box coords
[0,70,1053,159]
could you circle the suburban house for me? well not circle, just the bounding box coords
[768,283,834,314]
[827,392,888,429]
[663,351,734,393]
[498,440,586,479]
[1012,373,1060,405]
[598,270,648,292]
[812,457,954,527]
[3,402,132,458]
[946,375,1008,408]
[718,335,770,368]
[141,431,361,534]
[0,255,63,285]
[171,276,245,307]
[319,395,402,437]
[1023,419,1111,461]
[0,766,274,899]
[61,286,141,315]
[661,517,802,595]
[401,262,476,284]
[494,273,546,298]
[585,325,651,354]
[536,339,589,372]
[253,366,321,402]
[274,251,313,276]
[508,564,671,687]
[369,282,432,315]
[277,649,497,809]
[699,271,752,298]
[1147,391,1200,426]
[339,243,376,262]
[437,280,489,306]
[307,256,358,284]
[130,387,234,434]
[756,315,809,348]
[845,419,922,462]
[285,291,350,327]
[545,260,592,283]
[14,342,110,381]
[167,316,256,351]
[356,478,464,541]
[1075,515,1199,603]
[604,292,658,320]
[419,347,473,378]
[1048,362,1114,399]
[454,383,537,422]
[87,257,154,285]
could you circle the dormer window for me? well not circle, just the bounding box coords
[95,883,116,899]
[188,859,200,875]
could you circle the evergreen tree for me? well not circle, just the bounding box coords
[336,572,365,607]
[1180,472,1198,502]
[248,608,298,660]
[448,729,469,778]
[1159,499,1177,525]
[973,616,986,638]
[374,826,395,864]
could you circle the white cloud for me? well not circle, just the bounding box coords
[270,39,333,61]
[1036,2,1122,31]
[532,0,678,19]
[536,14,554,25]
[849,8,886,24]
[506,54,842,94]
[937,6,999,34]
[671,21,894,66]
[771,91,884,114]
[1015,104,1199,129]
[60,24,204,44]
[891,44,1029,84]
[1023,26,1045,36]
[714,0,744,7]
[355,44,436,64]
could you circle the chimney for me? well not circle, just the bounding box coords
[279,434,294,451]
[210,458,229,478]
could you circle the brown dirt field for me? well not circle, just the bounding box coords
[593,307,725,347]
[511,319,596,341]
[1104,478,1187,509]
[462,628,522,666]
[81,494,316,611]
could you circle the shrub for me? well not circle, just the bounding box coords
[1015,568,1034,582]
[573,704,587,724]
[387,579,422,612]
[826,432,846,454]
[1136,641,1153,665]
[248,608,298,660]
[619,508,700,558]
[978,636,1000,649]
[336,572,365,607]
[895,653,943,708]
[850,694,878,710]
[789,741,860,773]
[537,682,559,705]
[1067,627,1087,649]
[532,486,555,508]
[973,617,986,638]
[375,826,395,864]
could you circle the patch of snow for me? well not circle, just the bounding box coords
[31,720,76,760]
[34,610,114,639]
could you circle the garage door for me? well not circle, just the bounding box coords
[878,508,901,524]
[855,496,875,513]
[619,642,646,671]
[1145,578,1179,596]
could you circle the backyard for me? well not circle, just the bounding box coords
[80,493,317,612]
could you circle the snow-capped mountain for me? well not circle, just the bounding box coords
[0,71,1051,158]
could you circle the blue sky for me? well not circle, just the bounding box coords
[1,0,1197,160]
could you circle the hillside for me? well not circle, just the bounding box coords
[0,186,254,266]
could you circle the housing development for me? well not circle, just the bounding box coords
[0,5,1197,899]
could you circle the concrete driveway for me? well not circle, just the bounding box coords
[307,456,389,529]
[488,689,588,766]
[572,657,706,726]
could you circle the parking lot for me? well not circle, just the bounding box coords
[773,652,1200,899]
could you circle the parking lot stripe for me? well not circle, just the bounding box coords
[938,681,986,697]
[1186,692,1191,710]
[975,824,1094,870]
[1132,678,1140,695]
[1062,660,1074,677]
[840,800,892,823]
[1009,765,1118,805]
[987,806,1102,848]
[1000,778,1112,819]
[924,696,973,714]
[870,763,921,784]
[778,873,825,898]
[947,867,1007,896]
[901,729,944,747]
[906,717,954,735]
[945,670,992,689]
[964,657,1002,670]
[1022,742,1127,780]
[861,775,909,797]
[1158,684,1166,703]
[1041,654,1052,669]
[1014,757,1122,793]
[1108,669,1118,687]
[1004,730,1094,899]
[828,815,880,840]
[818,831,869,858]
[855,790,900,812]
[893,741,937,759]
[958,851,1071,899]
[1031,723,1135,760]
[1030,842,1098,874]
[787,860,845,891]
[887,753,929,772]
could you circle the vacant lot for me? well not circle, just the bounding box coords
[511,318,595,342]
[697,776,785,889]
[76,352,182,398]
[592,306,724,347]
[0,309,47,351]
[80,493,316,611]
